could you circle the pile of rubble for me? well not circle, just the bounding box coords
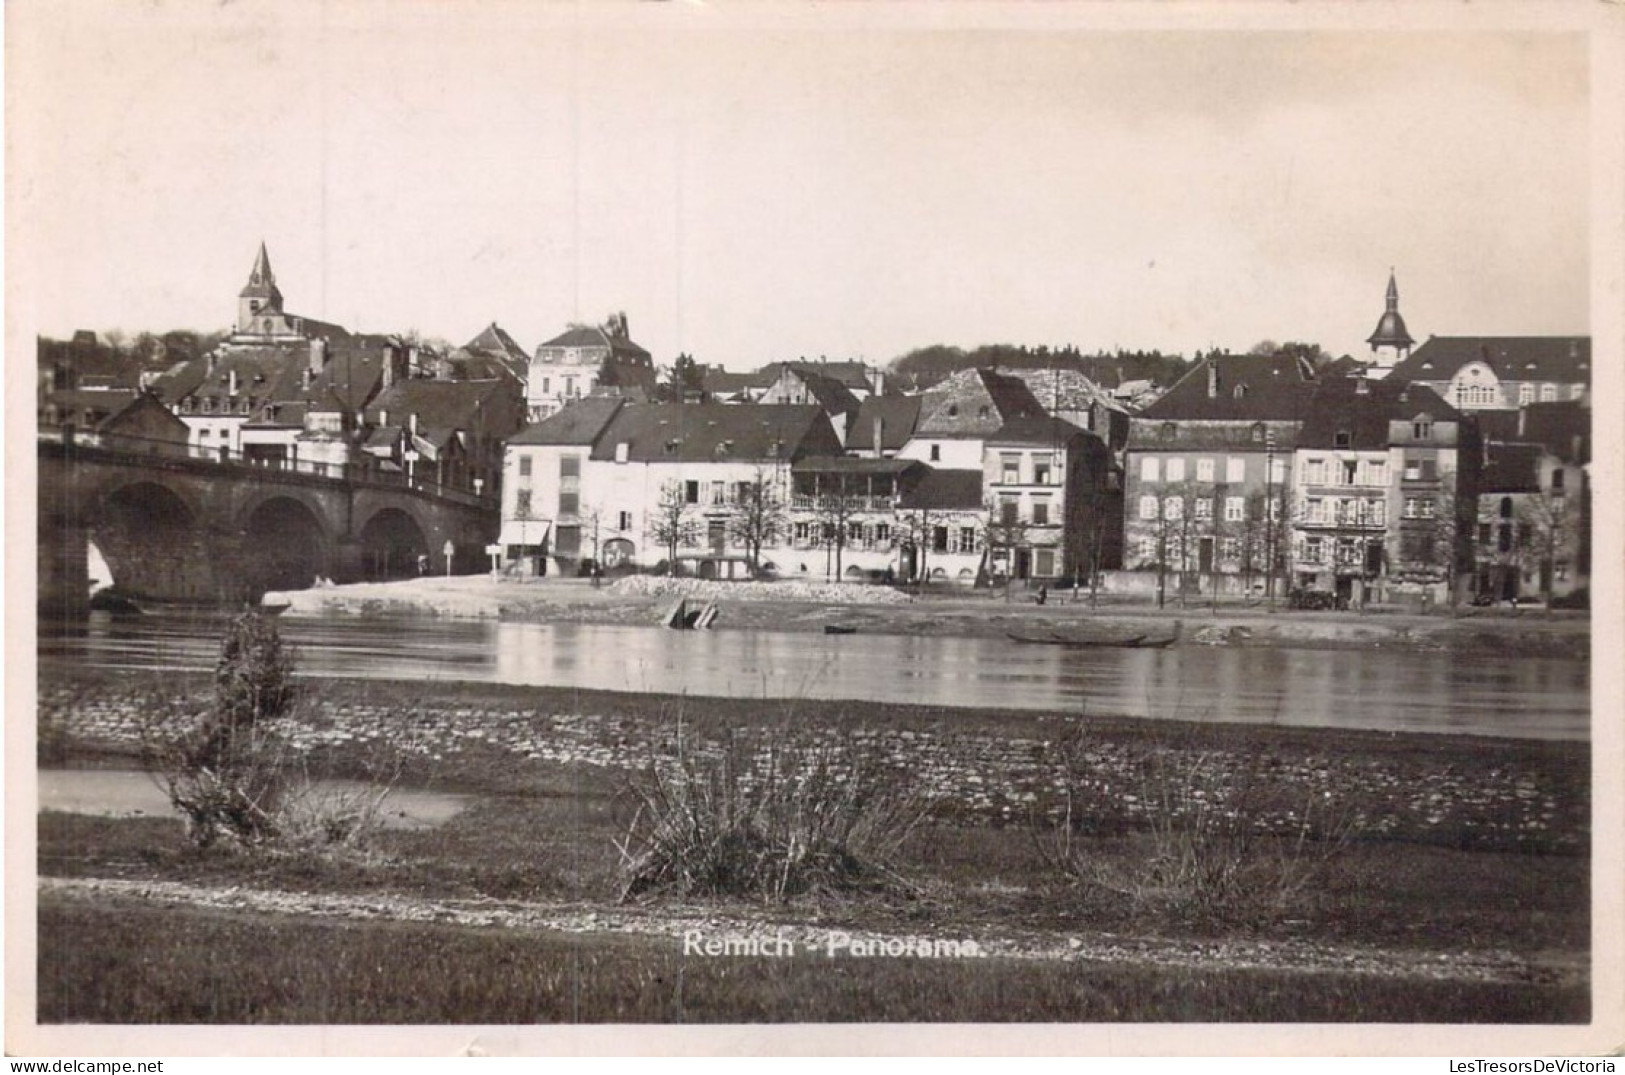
[611,576,915,605]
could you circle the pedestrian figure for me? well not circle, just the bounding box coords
[1036,584,1048,606]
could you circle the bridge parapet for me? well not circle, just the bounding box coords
[39,430,493,510]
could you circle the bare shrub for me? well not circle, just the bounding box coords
[1031,723,1356,922]
[615,718,936,902]
[142,612,398,852]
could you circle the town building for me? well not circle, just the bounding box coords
[526,312,657,421]
[230,243,351,345]
[361,376,527,495]
[500,401,843,577]
[1123,353,1316,600]
[756,364,861,445]
[1288,375,1476,606]
[1388,336,1590,412]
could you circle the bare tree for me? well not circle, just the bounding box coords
[648,481,700,573]
[814,486,863,581]
[1516,485,1581,608]
[980,496,1031,601]
[726,466,788,576]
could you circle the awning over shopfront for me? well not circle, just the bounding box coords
[497,519,552,548]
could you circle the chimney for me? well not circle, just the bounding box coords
[1207,360,1220,399]
[873,415,884,457]
[382,345,396,390]
[1518,407,1527,438]
[409,412,419,436]
[378,408,389,428]
[1354,371,1369,395]
[310,337,327,375]
[228,369,239,397]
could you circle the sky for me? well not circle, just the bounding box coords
[7,2,1598,371]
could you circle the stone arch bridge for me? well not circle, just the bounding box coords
[38,434,498,616]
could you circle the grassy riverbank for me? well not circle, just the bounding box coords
[34,667,1591,1024]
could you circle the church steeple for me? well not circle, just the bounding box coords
[1364,268,1414,376]
[238,241,284,331]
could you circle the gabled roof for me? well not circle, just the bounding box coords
[508,397,627,447]
[239,242,282,303]
[587,403,835,463]
[915,368,1046,436]
[898,469,984,512]
[1391,337,1591,384]
[1138,353,1317,421]
[463,322,528,363]
[149,345,310,407]
[769,367,860,415]
[1000,368,1126,416]
[790,457,921,476]
[849,394,923,452]
[1297,376,1458,451]
[751,360,877,392]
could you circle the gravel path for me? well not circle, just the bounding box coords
[39,875,1584,988]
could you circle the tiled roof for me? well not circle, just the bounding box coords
[363,378,510,448]
[1391,337,1591,384]
[849,394,922,452]
[915,368,1046,436]
[753,360,875,392]
[986,414,1093,447]
[586,403,836,463]
[1297,377,1458,450]
[1138,353,1317,421]
[150,345,310,408]
[1000,368,1126,416]
[790,457,921,476]
[794,370,861,415]
[463,322,529,363]
[537,324,652,361]
[898,469,984,512]
[508,397,626,446]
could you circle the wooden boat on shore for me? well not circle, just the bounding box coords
[823,624,858,635]
[1005,631,1176,649]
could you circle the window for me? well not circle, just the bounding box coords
[1305,457,1327,485]
[1031,500,1050,526]
[684,481,699,505]
[1163,497,1183,521]
[518,456,532,478]
[1370,500,1386,526]
[1141,456,1160,482]
[559,491,579,516]
[711,481,726,506]
[931,526,949,553]
[555,524,580,556]
[1222,537,1241,561]
[1138,536,1157,563]
[618,511,632,531]
[1306,497,1324,523]
[1268,458,1286,483]
[847,521,863,544]
[1000,497,1019,526]
[929,444,941,462]
[1033,456,1053,485]
[1540,383,1557,402]
[1342,460,1358,484]
[1304,536,1323,564]
[1224,496,1244,522]
[959,526,977,552]
[1001,454,1020,483]
[1419,459,1437,481]
[1404,457,1421,480]
[1477,523,1492,546]
[794,521,812,544]
[1194,498,1212,520]
[514,489,532,518]
[1225,457,1244,483]
[875,522,892,545]
[1519,382,1534,405]
[1555,560,1570,582]
[541,377,550,394]
[1334,430,1352,449]
[560,455,580,478]
[1367,460,1388,486]
[1139,495,1158,520]
[1034,549,1055,577]
[1167,458,1186,482]
[1550,469,1566,492]
[1195,458,1214,482]
[1413,417,1433,439]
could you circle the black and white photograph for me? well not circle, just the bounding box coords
[7,0,1623,1058]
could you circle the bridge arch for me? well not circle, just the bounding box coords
[90,481,210,601]
[239,496,332,592]
[358,507,431,580]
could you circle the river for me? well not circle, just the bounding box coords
[38,613,1588,741]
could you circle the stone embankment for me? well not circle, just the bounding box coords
[42,681,1587,853]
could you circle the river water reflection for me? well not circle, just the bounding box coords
[40,614,1589,741]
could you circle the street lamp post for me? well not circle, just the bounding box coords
[1265,431,1277,607]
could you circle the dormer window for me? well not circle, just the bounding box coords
[1250,422,1265,443]
[1160,422,1177,440]
[1333,430,1351,449]
[664,439,680,455]
[946,404,959,418]
[1412,416,1433,439]
[200,398,213,414]
[1232,385,1248,399]
[977,405,990,419]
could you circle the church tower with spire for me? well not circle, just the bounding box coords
[238,242,286,334]
[1364,269,1415,379]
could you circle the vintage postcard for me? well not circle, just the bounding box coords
[6,0,1622,1058]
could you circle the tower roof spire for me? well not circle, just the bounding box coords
[1367,268,1414,351]
[240,241,283,305]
